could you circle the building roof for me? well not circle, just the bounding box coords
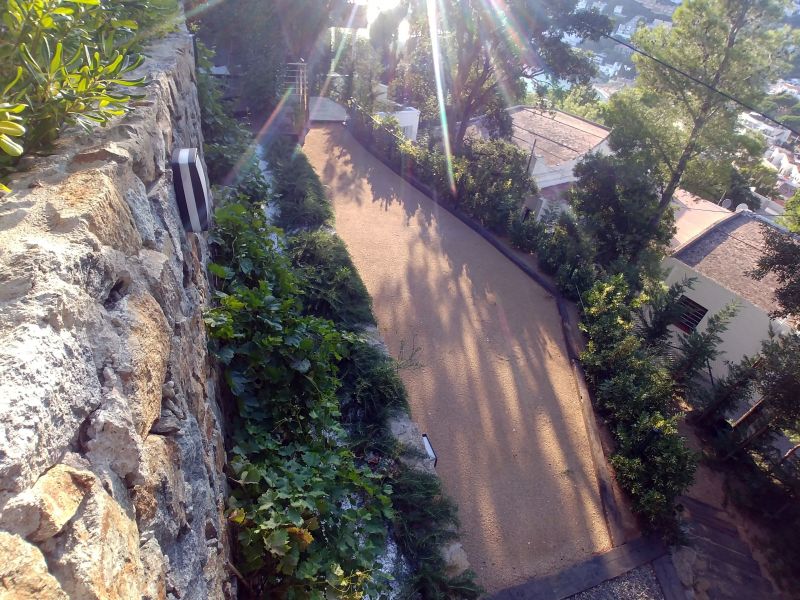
[673,212,788,318]
[505,107,610,169]
[670,189,731,250]
[468,106,610,170]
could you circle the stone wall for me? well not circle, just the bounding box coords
[0,29,232,599]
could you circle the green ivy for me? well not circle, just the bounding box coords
[206,194,395,598]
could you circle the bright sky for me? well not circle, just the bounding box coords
[364,0,410,41]
[366,0,402,25]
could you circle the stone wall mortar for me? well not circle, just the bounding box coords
[0,27,232,600]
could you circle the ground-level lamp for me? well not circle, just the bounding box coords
[422,433,438,468]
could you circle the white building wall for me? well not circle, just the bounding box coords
[529,139,611,185]
[391,108,420,142]
[663,258,792,381]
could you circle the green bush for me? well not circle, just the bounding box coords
[508,215,542,253]
[458,138,535,233]
[580,276,696,535]
[611,412,696,534]
[207,193,395,597]
[268,142,333,230]
[0,0,178,180]
[287,230,375,328]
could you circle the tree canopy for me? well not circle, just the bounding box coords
[188,0,335,113]
[394,0,611,152]
[606,0,796,235]
[781,189,800,233]
[570,153,675,273]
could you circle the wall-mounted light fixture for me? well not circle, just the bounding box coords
[171,148,212,232]
[421,433,438,468]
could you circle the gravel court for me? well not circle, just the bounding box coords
[304,124,612,593]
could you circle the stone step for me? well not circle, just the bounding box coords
[679,496,730,521]
[703,558,776,595]
[491,537,667,600]
[691,535,762,576]
[652,554,688,600]
[679,500,739,537]
[685,520,752,557]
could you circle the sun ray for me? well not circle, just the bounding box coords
[426,0,456,195]
[318,2,366,101]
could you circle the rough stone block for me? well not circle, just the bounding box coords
[47,476,144,600]
[0,532,68,599]
[0,464,94,542]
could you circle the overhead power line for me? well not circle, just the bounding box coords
[584,25,800,137]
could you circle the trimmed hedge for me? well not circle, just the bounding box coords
[287,230,375,329]
[267,142,333,231]
[581,275,696,535]
[347,102,535,236]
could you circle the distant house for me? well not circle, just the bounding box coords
[765,146,800,201]
[470,106,610,217]
[470,106,610,216]
[739,112,791,146]
[615,16,642,39]
[664,211,795,381]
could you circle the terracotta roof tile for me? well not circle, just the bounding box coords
[468,106,609,168]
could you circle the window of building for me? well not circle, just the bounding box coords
[675,295,708,333]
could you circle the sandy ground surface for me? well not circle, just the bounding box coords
[304,124,612,593]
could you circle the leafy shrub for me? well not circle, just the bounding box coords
[508,215,542,253]
[207,195,394,597]
[0,0,177,160]
[287,230,375,328]
[268,142,333,230]
[671,303,737,387]
[580,276,696,535]
[458,138,535,233]
[536,211,597,299]
[611,412,696,533]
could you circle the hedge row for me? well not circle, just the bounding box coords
[347,102,535,236]
[579,276,696,535]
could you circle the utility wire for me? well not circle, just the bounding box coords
[584,25,800,137]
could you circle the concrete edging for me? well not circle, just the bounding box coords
[343,124,628,547]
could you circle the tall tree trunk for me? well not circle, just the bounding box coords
[629,5,748,263]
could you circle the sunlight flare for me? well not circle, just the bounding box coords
[425,0,456,195]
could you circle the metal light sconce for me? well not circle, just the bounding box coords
[171,148,212,232]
